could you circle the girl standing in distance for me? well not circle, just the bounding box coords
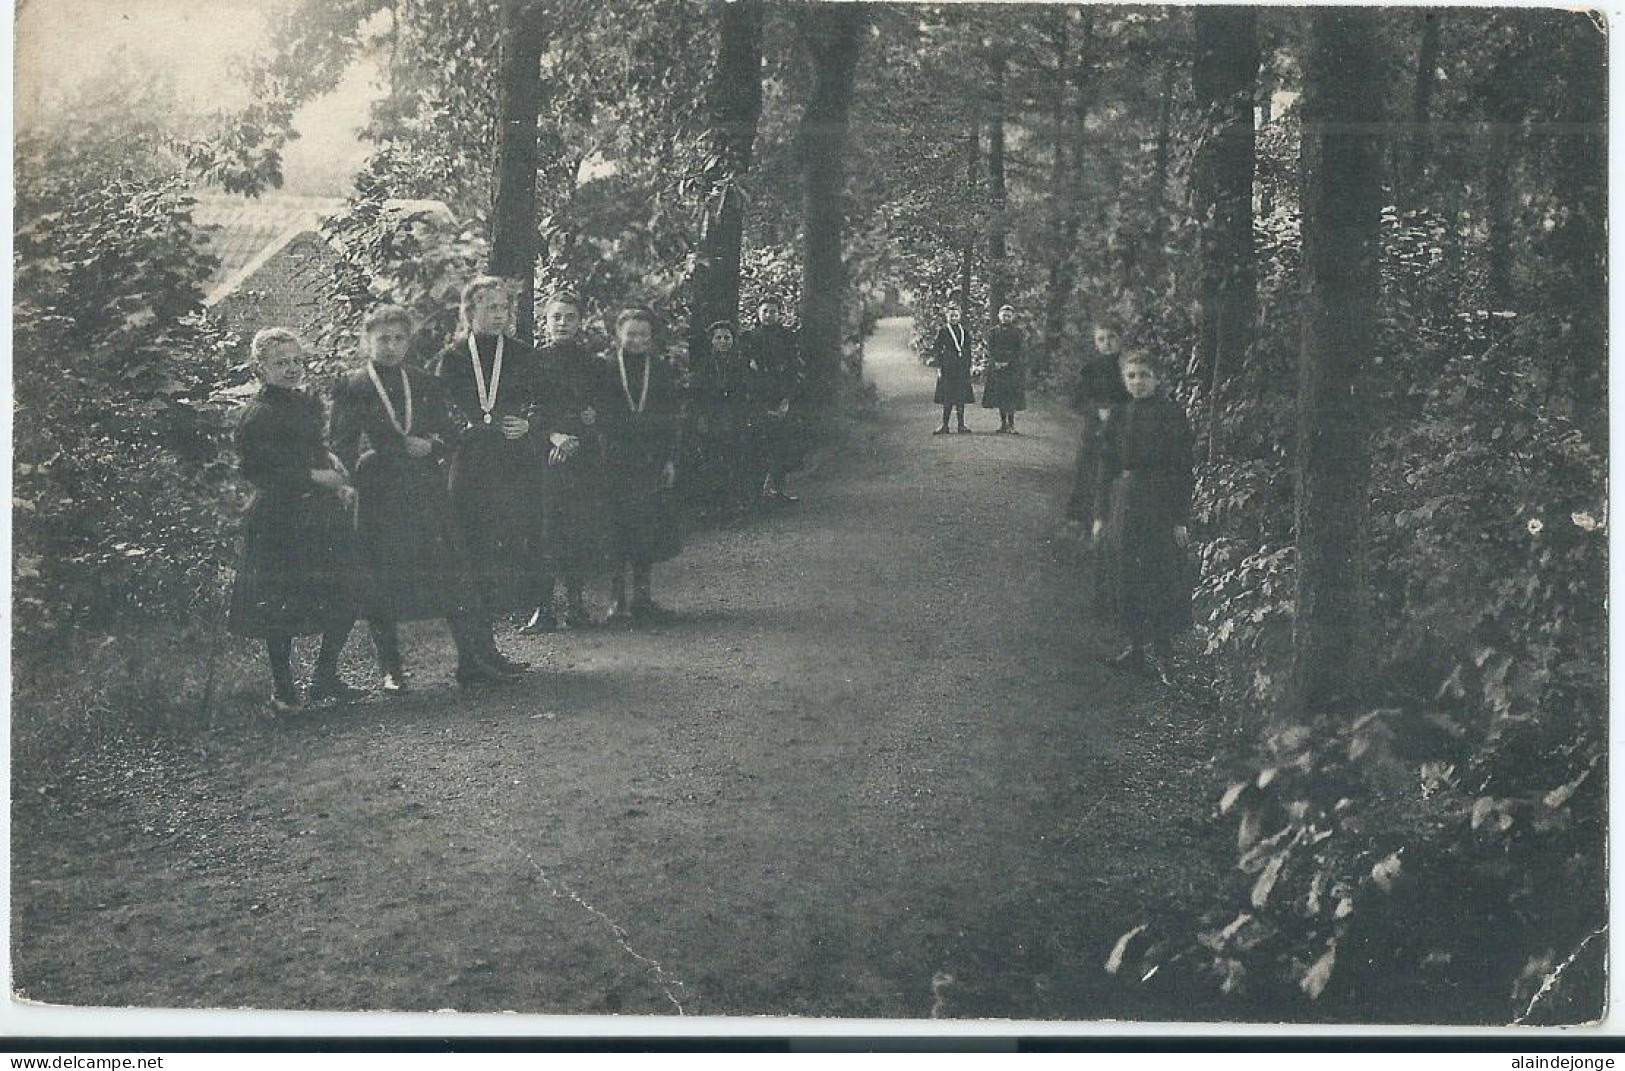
[331,304,507,692]
[930,300,975,435]
[740,297,808,503]
[1065,319,1129,539]
[694,320,755,519]
[981,303,1027,434]
[523,288,610,632]
[227,328,365,713]
[601,307,686,625]
[435,276,537,671]
[1093,349,1193,681]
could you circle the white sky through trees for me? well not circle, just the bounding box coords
[17,0,382,197]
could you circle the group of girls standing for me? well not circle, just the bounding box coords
[227,279,693,713]
[928,296,1195,683]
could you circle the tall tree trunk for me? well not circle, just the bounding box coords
[1289,8,1383,718]
[688,0,765,363]
[797,5,864,402]
[985,48,1009,318]
[1040,8,1096,378]
[1549,13,1606,445]
[958,109,980,320]
[487,0,545,344]
[1039,13,1070,375]
[1192,5,1259,440]
[1406,11,1443,191]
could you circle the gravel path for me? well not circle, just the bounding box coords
[13,317,1229,1020]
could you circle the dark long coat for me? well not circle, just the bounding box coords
[689,342,755,503]
[930,325,976,405]
[536,336,612,576]
[1066,357,1130,525]
[980,324,1027,411]
[600,348,685,567]
[330,362,471,623]
[436,334,545,612]
[741,324,810,476]
[1094,394,1194,644]
[227,385,362,638]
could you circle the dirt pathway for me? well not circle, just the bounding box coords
[13,317,1229,1019]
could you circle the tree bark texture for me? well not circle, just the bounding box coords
[487,0,545,344]
[688,0,765,363]
[797,5,864,402]
[1289,7,1383,718]
[986,47,1009,319]
[1192,5,1259,411]
[1039,8,1095,378]
[1406,10,1443,192]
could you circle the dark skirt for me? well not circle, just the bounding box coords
[605,453,682,567]
[1066,412,1106,524]
[541,443,611,576]
[1096,472,1192,643]
[753,413,809,477]
[353,451,473,622]
[447,432,544,613]
[228,489,362,638]
[981,367,1026,411]
[934,370,976,406]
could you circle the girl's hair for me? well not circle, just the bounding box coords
[1118,348,1162,374]
[614,306,660,335]
[543,287,581,312]
[998,303,1016,314]
[706,320,737,338]
[757,295,783,311]
[458,275,511,334]
[250,327,302,362]
[361,304,415,335]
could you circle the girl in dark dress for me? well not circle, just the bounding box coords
[523,289,611,632]
[930,301,975,435]
[433,276,536,672]
[693,320,756,519]
[1064,321,1129,539]
[740,297,809,503]
[227,329,365,713]
[1093,350,1194,681]
[601,307,686,625]
[330,305,507,693]
[981,304,1027,434]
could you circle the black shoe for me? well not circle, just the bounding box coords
[1104,645,1147,674]
[268,691,302,716]
[380,671,410,696]
[956,425,972,435]
[631,598,675,622]
[485,651,530,675]
[307,675,368,703]
[455,660,507,687]
[932,425,951,436]
[517,608,557,635]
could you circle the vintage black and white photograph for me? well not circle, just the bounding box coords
[10,0,1608,1028]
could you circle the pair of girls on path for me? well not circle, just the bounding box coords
[1070,325,1193,682]
[929,301,1027,435]
[691,296,811,516]
[228,282,685,712]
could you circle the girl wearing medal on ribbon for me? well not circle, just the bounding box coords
[929,299,975,435]
[331,304,507,692]
[434,276,537,673]
[601,306,686,625]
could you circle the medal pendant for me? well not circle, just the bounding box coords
[483,413,494,424]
